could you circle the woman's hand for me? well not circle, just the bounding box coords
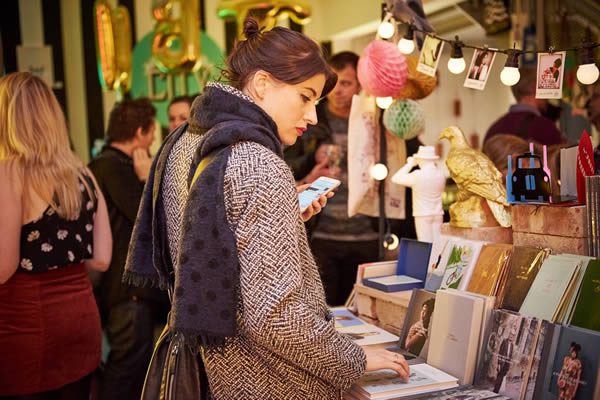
[296,183,334,222]
[364,348,410,381]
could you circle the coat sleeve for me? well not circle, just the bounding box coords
[226,163,366,391]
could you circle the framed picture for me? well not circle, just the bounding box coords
[464,48,497,90]
[417,35,444,77]
[536,51,566,99]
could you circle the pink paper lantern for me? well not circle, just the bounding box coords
[358,40,408,98]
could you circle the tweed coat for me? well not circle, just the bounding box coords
[159,85,366,399]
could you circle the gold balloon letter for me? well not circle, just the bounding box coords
[151,0,202,73]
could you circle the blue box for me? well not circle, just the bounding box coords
[363,238,432,292]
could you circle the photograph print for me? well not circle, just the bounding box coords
[417,35,444,77]
[464,48,497,90]
[536,51,566,99]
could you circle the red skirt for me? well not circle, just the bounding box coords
[0,264,101,396]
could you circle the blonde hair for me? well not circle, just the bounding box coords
[0,72,83,219]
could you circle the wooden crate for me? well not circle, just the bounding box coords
[354,283,411,336]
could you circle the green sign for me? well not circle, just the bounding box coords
[130,31,224,127]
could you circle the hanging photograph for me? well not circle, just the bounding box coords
[417,35,444,77]
[536,51,566,99]
[464,48,496,90]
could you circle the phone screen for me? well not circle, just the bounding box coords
[298,178,339,212]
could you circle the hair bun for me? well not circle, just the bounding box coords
[243,18,262,40]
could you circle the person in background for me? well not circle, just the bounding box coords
[88,99,168,400]
[125,19,409,399]
[285,51,380,307]
[167,95,194,133]
[484,67,565,146]
[0,72,112,398]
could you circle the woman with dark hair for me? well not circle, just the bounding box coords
[558,342,582,400]
[125,18,409,399]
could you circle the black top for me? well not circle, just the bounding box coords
[18,172,96,273]
[88,146,167,313]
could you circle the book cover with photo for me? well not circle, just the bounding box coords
[539,325,600,400]
[388,289,436,361]
[467,243,513,297]
[474,310,541,399]
[425,235,455,292]
[439,240,484,291]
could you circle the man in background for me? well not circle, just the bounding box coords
[484,67,565,146]
[284,51,380,306]
[88,99,168,400]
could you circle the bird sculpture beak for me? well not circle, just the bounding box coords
[438,127,453,142]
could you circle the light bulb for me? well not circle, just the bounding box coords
[378,21,395,39]
[500,67,521,86]
[576,63,600,85]
[383,233,399,250]
[447,57,466,74]
[398,38,415,54]
[376,96,393,109]
[370,163,388,181]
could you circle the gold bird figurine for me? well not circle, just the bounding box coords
[438,126,511,228]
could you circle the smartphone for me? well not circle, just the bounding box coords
[298,176,341,212]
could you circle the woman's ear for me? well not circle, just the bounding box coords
[247,70,270,101]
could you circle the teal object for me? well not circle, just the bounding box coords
[383,99,424,140]
[130,31,224,127]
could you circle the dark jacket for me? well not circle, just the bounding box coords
[88,146,168,315]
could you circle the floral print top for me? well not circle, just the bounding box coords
[19,172,97,273]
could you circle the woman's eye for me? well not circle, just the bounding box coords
[301,95,310,103]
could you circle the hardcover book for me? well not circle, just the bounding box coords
[350,363,458,399]
[331,307,368,329]
[425,235,456,292]
[438,239,485,291]
[427,289,485,385]
[387,289,437,361]
[467,243,513,297]
[363,239,432,292]
[474,310,542,400]
[559,255,594,324]
[538,325,600,400]
[519,255,581,322]
[497,246,548,312]
[569,259,600,332]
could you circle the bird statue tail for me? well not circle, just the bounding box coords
[486,199,512,227]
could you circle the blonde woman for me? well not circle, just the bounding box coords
[0,72,112,398]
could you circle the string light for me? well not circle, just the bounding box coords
[370,163,389,180]
[383,233,399,250]
[376,13,600,87]
[376,96,393,109]
[500,49,521,86]
[577,42,599,85]
[377,13,395,39]
[447,36,466,74]
[397,25,415,54]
